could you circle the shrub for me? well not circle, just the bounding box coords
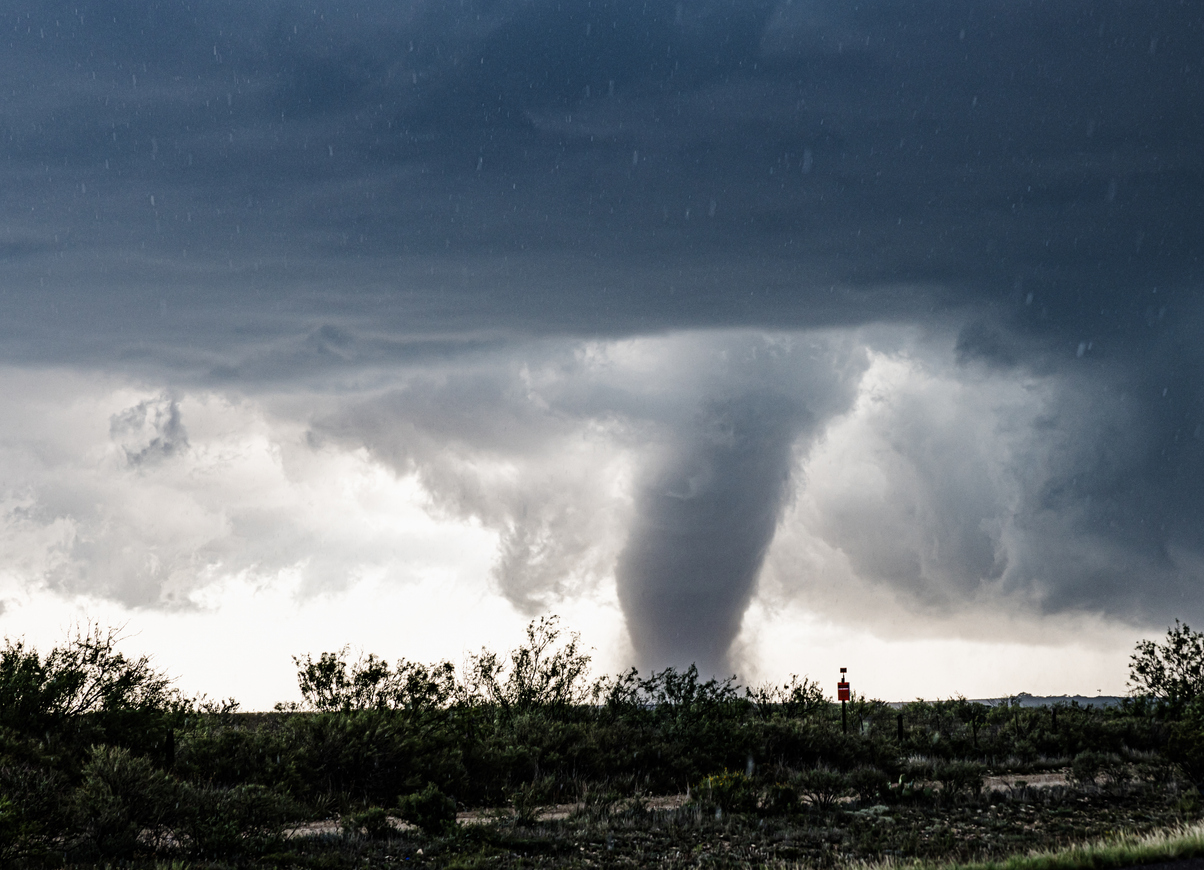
[746,675,828,719]
[694,769,757,814]
[397,783,457,835]
[465,616,592,714]
[0,749,69,861]
[794,766,849,812]
[934,760,985,799]
[1129,621,1204,711]
[759,781,799,815]
[1167,721,1204,788]
[0,624,182,756]
[177,782,294,855]
[1071,749,1108,786]
[341,806,393,840]
[71,745,180,857]
[293,649,457,713]
[849,766,892,804]
[509,778,555,826]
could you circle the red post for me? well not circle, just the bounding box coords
[838,668,849,734]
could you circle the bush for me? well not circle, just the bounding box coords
[465,616,592,714]
[1129,621,1204,712]
[1071,749,1108,786]
[849,766,892,804]
[177,782,294,856]
[934,760,985,799]
[71,745,180,857]
[0,748,69,861]
[1167,722,1204,788]
[795,767,849,812]
[694,769,757,814]
[0,624,183,761]
[746,676,828,719]
[397,783,457,835]
[341,805,394,840]
[759,781,799,815]
[293,649,457,713]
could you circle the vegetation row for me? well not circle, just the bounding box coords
[3,617,1204,867]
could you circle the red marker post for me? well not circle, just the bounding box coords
[838,668,850,734]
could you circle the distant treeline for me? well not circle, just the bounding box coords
[2,616,1203,865]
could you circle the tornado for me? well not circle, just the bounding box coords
[615,390,808,675]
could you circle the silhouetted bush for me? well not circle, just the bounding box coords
[1130,621,1204,713]
[71,745,180,858]
[396,783,457,835]
[341,805,393,840]
[0,624,185,765]
[795,766,849,812]
[934,760,985,800]
[849,765,892,804]
[176,782,294,856]
[693,769,757,814]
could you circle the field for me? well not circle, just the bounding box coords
[4,619,1204,868]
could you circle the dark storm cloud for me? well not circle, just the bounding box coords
[2,0,1203,664]
[2,0,1199,350]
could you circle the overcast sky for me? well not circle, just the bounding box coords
[1,0,1202,706]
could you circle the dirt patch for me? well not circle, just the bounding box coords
[287,794,695,838]
[983,770,1070,791]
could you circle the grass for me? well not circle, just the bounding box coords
[842,822,1204,870]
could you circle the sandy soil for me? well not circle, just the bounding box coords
[983,771,1070,791]
[285,794,695,838]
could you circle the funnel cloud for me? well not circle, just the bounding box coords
[617,393,807,674]
[614,336,863,672]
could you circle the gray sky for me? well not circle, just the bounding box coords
[1,0,1202,699]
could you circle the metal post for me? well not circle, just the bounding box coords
[838,667,850,734]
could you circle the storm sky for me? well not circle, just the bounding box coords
[1,0,1202,703]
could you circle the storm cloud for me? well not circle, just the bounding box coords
[0,0,1202,673]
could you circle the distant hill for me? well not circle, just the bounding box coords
[885,693,1127,708]
[970,693,1126,708]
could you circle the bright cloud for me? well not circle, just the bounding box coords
[0,326,1195,706]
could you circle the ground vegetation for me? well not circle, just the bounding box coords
[1,618,1203,868]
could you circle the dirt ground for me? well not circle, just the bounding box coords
[287,777,1070,839]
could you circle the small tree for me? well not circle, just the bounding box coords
[1128,621,1204,710]
[746,675,828,719]
[464,616,591,714]
[292,649,457,713]
[0,623,181,750]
